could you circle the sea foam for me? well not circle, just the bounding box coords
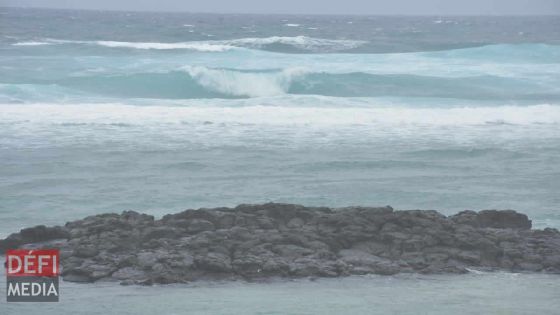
[2,103,559,127]
[12,41,52,46]
[12,36,367,52]
[94,41,233,52]
[183,66,308,97]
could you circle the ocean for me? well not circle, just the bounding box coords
[0,7,559,314]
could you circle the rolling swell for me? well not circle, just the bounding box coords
[2,43,559,101]
[35,67,560,100]
[1,43,559,103]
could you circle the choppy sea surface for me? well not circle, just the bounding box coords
[1,7,560,314]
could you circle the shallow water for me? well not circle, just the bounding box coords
[1,264,559,315]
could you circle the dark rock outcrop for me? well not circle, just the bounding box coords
[450,210,532,230]
[1,203,559,285]
[0,225,69,253]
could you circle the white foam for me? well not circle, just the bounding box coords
[94,41,233,52]
[32,38,233,52]
[2,103,559,127]
[23,36,366,52]
[184,66,308,97]
[223,36,366,52]
[284,24,301,27]
[12,41,52,46]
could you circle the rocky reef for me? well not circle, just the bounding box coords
[1,203,559,285]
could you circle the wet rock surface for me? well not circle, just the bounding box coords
[1,203,559,285]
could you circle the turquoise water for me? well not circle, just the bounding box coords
[1,8,560,313]
[1,9,560,234]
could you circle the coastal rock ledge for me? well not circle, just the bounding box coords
[1,203,560,285]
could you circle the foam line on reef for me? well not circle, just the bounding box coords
[1,103,559,126]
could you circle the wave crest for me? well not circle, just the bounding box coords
[222,36,366,52]
[12,36,367,52]
[95,41,233,52]
[5,67,558,100]
[184,66,307,97]
[12,41,52,46]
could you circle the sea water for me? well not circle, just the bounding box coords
[1,272,560,314]
[0,8,559,314]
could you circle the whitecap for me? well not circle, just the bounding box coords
[183,66,308,97]
[32,36,366,52]
[12,41,52,46]
[222,36,366,52]
[94,41,234,52]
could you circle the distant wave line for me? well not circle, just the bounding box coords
[11,36,367,52]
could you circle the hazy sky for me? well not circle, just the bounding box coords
[1,0,559,15]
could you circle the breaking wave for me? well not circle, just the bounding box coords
[11,36,367,53]
[224,36,366,52]
[94,41,233,52]
[12,41,52,46]
[183,66,307,97]
[16,66,555,100]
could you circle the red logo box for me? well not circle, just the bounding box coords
[6,249,60,277]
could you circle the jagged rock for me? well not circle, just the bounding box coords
[186,219,215,234]
[1,203,559,285]
[450,210,531,229]
[0,225,69,252]
[74,246,99,258]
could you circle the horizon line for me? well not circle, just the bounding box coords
[2,5,560,17]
